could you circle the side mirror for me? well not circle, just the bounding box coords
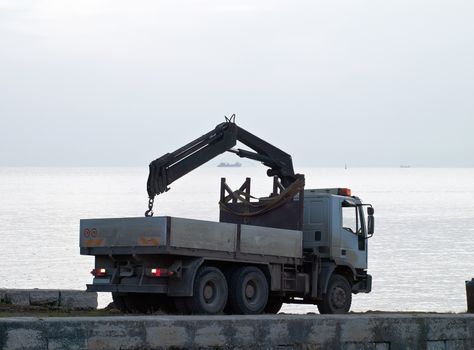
[367,207,374,216]
[367,215,375,237]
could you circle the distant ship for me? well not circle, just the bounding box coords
[217,162,242,167]
[400,165,411,168]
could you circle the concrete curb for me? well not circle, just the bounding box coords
[0,313,473,349]
[0,289,97,310]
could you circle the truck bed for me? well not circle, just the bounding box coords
[80,216,303,261]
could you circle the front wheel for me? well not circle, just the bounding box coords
[317,274,352,314]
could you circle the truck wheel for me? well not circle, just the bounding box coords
[228,266,269,314]
[158,296,178,314]
[112,293,128,313]
[187,266,228,314]
[174,297,191,315]
[317,274,352,314]
[223,266,238,314]
[264,297,284,314]
[121,293,157,314]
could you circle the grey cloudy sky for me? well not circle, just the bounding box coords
[0,0,473,167]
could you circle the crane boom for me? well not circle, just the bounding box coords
[146,120,299,215]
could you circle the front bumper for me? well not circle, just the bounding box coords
[352,274,372,294]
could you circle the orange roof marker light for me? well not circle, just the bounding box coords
[338,188,352,196]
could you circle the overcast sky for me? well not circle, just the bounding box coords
[0,0,473,167]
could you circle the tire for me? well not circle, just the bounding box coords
[317,274,352,314]
[173,297,191,315]
[223,266,238,314]
[158,296,178,314]
[114,293,156,314]
[187,266,228,314]
[264,297,284,314]
[228,266,269,314]
[112,292,128,313]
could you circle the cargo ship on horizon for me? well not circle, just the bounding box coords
[217,162,242,167]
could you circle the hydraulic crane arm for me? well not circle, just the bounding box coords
[146,119,297,215]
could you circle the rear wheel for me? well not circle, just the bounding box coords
[112,293,127,313]
[187,266,228,314]
[223,266,238,314]
[317,274,352,314]
[158,296,178,314]
[173,297,191,314]
[113,293,158,314]
[228,266,269,314]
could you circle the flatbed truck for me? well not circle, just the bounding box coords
[81,118,374,314]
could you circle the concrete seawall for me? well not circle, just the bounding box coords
[0,289,97,310]
[1,313,473,350]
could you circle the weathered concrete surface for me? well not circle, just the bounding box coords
[0,289,97,310]
[29,290,59,307]
[2,291,30,307]
[59,290,97,310]
[0,313,473,350]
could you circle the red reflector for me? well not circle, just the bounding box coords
[150,268,173,277]
[151,268,162,277]
[339,188,352,196]
[91,268,107,277]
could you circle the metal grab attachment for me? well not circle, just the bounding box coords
[219,175,305,217]
[145,197,154,217]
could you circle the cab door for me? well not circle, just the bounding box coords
[302,196,330,257]
[338,199,367,269]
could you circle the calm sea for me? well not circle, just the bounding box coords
[0,166,473,313]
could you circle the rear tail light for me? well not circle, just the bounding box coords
[91,268,107,277]
[149,268,174,277]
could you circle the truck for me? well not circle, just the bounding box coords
[80,118,374,314]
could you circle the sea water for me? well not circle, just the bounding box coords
[0,166,473,313]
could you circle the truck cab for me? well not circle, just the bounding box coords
[304,188,370,271]
[302,188,373,312]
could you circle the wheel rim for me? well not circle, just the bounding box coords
[242,275,264,308]
[331,286,347,309]
[245,281,256,300]
[192,267,228,314]
[203,283,215,302]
